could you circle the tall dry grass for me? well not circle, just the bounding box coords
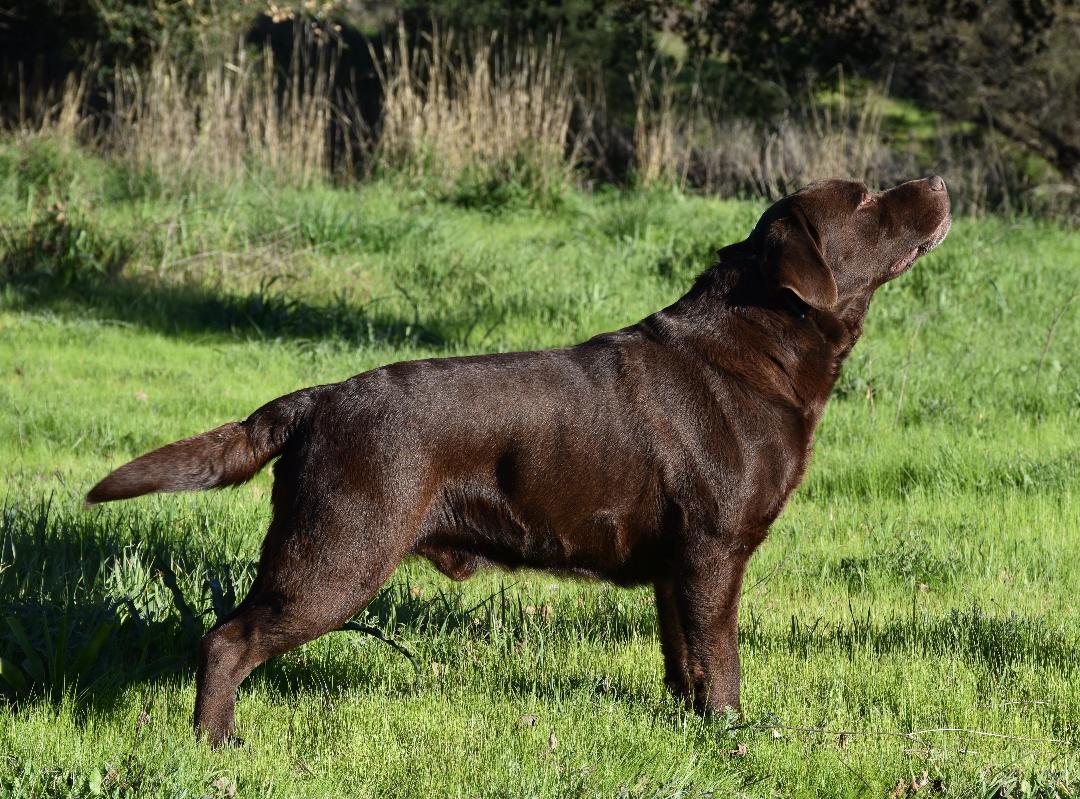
[371,23,578,195]
[752,80,892,196]
[10,21,579,199]
[631,56,685,188]
[105,27,353,189]
[12,67,94,142]
[8,22,356,190]
[5,21,1065,217]
[631,66,895,197]
[627,65,1067,217]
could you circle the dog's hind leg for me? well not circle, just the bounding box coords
[193,497,418,747]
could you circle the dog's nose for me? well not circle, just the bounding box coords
[928,175,946,192]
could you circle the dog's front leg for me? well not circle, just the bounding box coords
[674,545,751,716]
[654,576,690,698]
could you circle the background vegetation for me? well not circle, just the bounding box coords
[1,0,1077,217]
[1,1,1078,797]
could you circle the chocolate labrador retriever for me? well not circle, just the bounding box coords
[87,176,951,745]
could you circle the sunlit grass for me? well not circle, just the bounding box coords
[1,137,1078,797]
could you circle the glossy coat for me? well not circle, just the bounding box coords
[87,176,952,746]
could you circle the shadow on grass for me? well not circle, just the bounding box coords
[3,499,1076,723]
[4,273,453,350]
[252,648,664,717]
[0,500,656,717]
[0,498,239,711]
[743,605,1080,675]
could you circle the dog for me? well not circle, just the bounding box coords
[87,176,951,746]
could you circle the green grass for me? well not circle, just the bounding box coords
[1,135,1079,797]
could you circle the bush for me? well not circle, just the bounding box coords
[1,203,131,285]
[447,152,571,212]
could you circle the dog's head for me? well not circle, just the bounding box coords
[736,176,951,312]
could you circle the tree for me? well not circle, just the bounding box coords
[641,0,1079,180]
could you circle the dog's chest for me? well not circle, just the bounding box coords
[665,397,815,540]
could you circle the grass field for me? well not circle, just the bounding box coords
[1,136,1079,797]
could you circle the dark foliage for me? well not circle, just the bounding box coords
[1,0,1076,210]
[637,0,1079,180]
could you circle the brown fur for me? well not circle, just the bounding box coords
[87,176,951,746]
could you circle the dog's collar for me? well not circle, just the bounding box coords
[781,290,811,319]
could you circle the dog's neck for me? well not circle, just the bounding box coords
[644,259,870,417]
[780,290,811,319]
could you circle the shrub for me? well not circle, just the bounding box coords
[0,203,131,284]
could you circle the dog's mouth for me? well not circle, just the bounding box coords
[889,214,952,275]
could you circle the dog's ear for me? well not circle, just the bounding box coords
[765,204,837,309]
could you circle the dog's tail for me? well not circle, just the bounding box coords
[85,386,326,506]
